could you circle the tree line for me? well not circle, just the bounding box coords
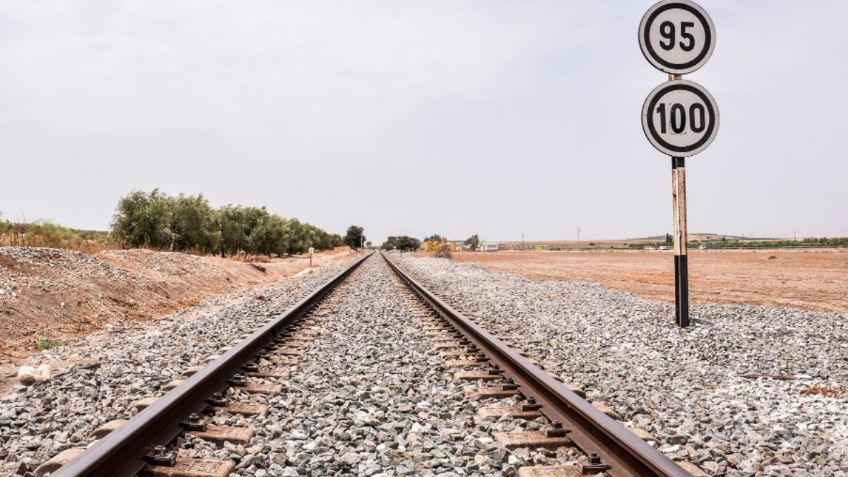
[111,189,345,256]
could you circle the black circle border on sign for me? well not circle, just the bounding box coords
[645,82,716,155]
[642,2,712,71]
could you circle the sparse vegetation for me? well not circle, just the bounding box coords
[0,213,111,253]
[433,244,452,259]
[34,338,61,351]
[801,385,843,398]
[494,235,848,252]
[111,189,343,256]
[694,237,848,249]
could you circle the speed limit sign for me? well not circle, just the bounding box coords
[641,79,719,157]
[639,0,716,75]
[637,0,719,329]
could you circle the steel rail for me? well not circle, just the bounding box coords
[382,252,692,477]
[53,252,372,477]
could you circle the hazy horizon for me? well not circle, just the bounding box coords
[2,1,846,244]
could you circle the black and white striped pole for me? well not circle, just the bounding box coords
[671,155,688,326]
[639,0,719,327]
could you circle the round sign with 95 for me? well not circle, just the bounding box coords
[639,0,716,75]
[642,79,719,157]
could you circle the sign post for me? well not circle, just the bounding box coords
[672,155,688,326]
[308,247,314,267]
[639,0,718,327]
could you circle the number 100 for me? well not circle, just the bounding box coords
[656,103,706,134]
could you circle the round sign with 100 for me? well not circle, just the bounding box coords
[642,79,718,157]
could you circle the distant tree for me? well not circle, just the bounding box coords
[381,236,398,250]
[381,235,420,251]
[217,205,247,256]
[169,193,219,252]
[247,213,288,257]
[345,225,365,249]
[112,189,174,248]
[309,226,332,251]
[285,218,307,254]
[464,234,480,251]
[396,236,421,251]
[329,233,344,247]
[665,233,673,244]
[246,217,269,256]
[424,234,442,242]
[267,215,288,256]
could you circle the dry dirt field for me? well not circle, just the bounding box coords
[450,249,848,315]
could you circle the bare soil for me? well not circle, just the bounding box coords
[0,247,356,366]
[449,249,848,314]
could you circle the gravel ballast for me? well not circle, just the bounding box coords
[390,253,848,476]
[179,255,577,476]
[0,256,360,475]
[4,253,577,476]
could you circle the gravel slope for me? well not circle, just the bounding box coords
[391,253,848,477]
[0,256,360,475]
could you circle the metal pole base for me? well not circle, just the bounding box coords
[674,254,689,327]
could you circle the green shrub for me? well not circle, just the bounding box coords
[35,338,61,350]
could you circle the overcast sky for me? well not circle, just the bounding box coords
[1,1,846,243]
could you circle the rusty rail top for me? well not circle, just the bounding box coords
[381,251,692,477]
[52,252,372,477]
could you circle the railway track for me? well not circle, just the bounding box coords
[383,253,696,477]
[34,252,701,477]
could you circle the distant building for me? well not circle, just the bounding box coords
[481,242,499,252]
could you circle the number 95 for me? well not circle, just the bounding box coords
[659,21,695,52]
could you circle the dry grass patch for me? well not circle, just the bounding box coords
[801,385,843,398]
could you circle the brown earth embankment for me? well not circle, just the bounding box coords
[0,246,356,362]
